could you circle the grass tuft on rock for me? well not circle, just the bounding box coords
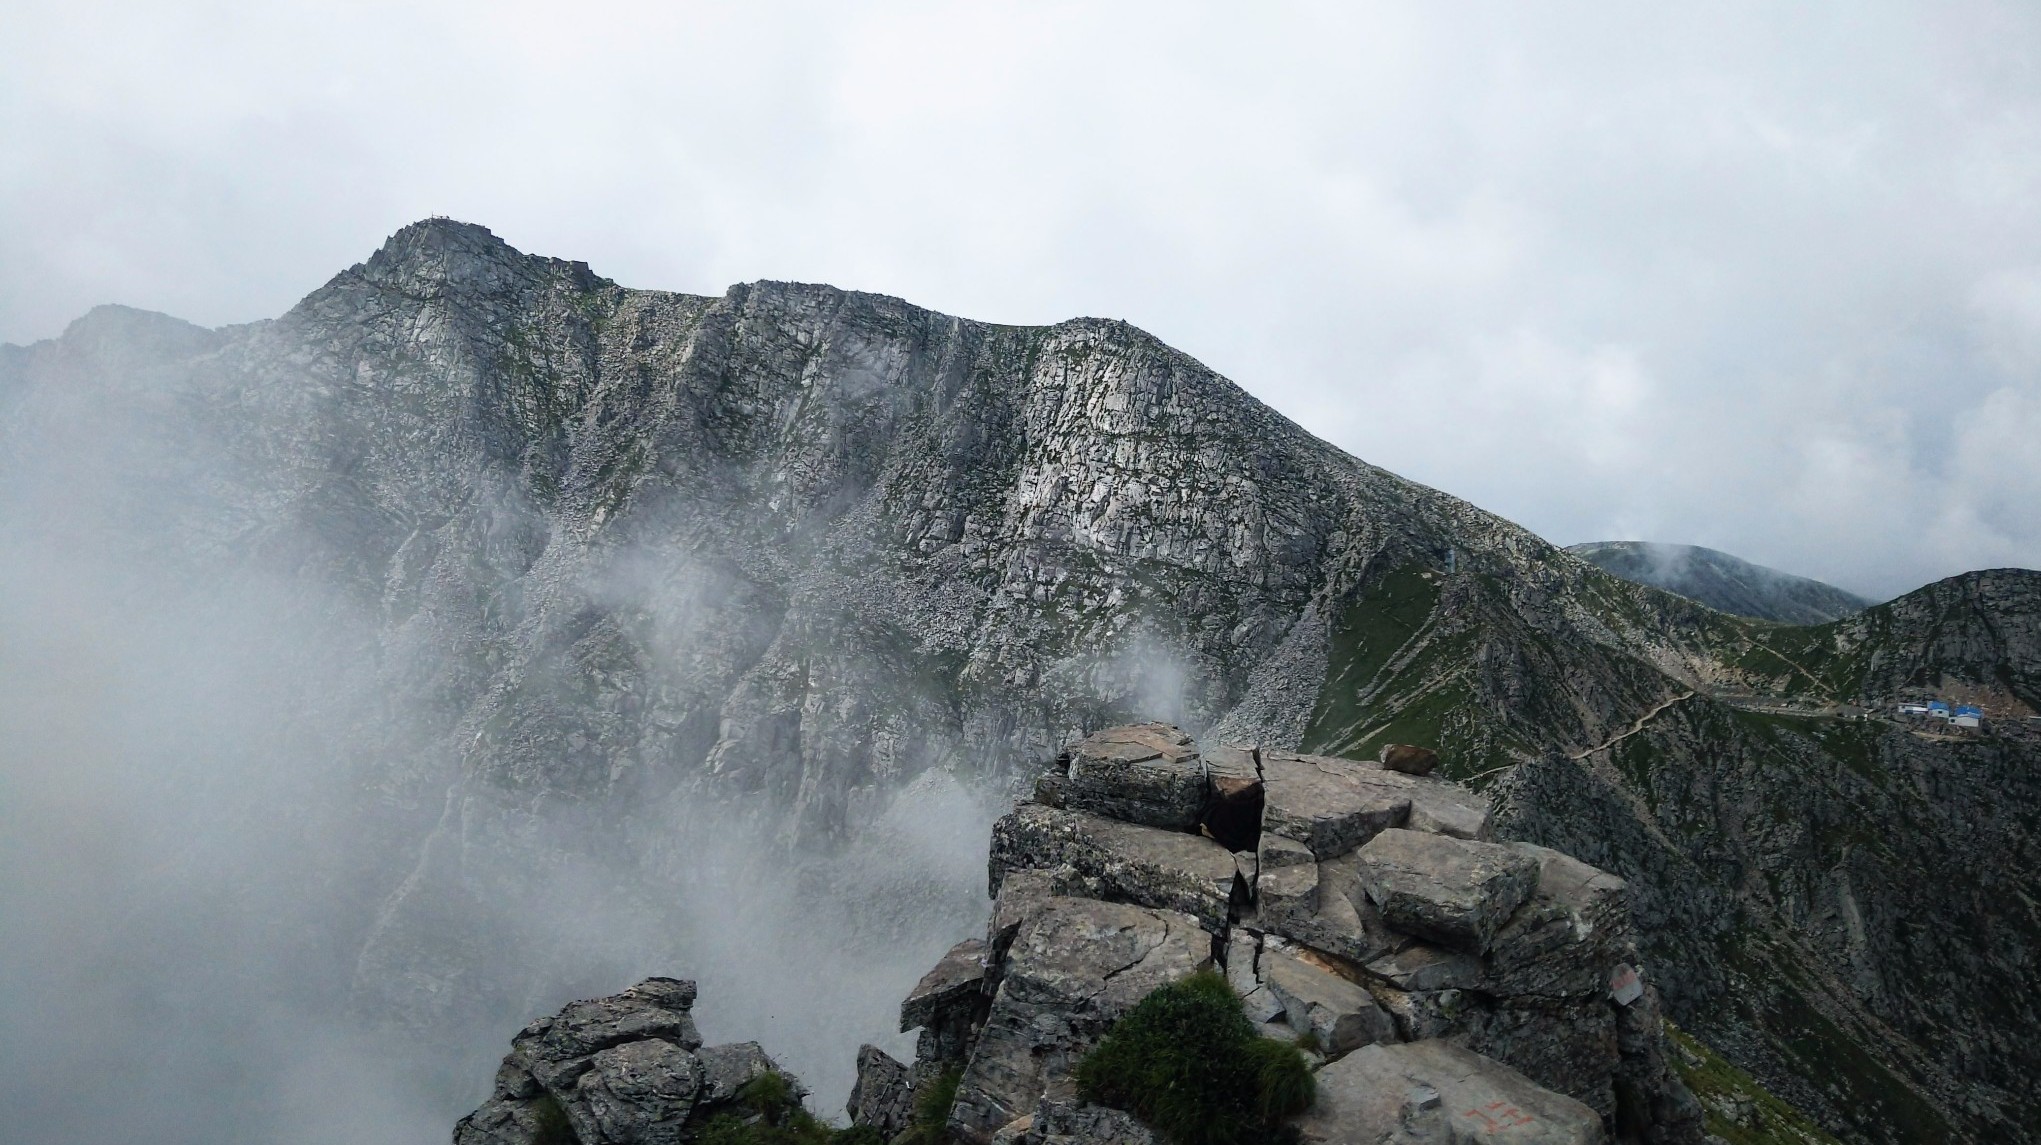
[691,1071,881,1145]
[895,1065,962,1145]
[1074,970,1315,1145]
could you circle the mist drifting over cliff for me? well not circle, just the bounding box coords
[0,304,1004,1142]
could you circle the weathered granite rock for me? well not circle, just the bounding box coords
[847,1045,916,1139]
[900,937,989,1032]
[1260,945,1397,1053]
[1612,985,1706,1145]
[509,978,704,1092]
[455,978,786,1145]
[1358,768,1495,841]
[1487,843,1631,998]
[573,1038,707,1145]
[1056,724,1207,830]
[1365,941,1487,993]
[1257,850,1403,965]
[1261,751,1412,859]
[1257,855,1321,931]
[1467,999,1622,1122]
[987,868,1064,962]
[1380,743,1442,776]
[947,897,1209,1143]
[1357,829,1539,954]
[1023,1080,1160,1145]
[988,803,1239,929]
[1224,928,1260,995]
[861,726,1704,1145]
[695,1042,778,1107]
[1294,1039,1606,1144]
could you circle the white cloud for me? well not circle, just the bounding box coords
[5,1,2041,597]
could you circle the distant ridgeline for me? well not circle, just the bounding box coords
[8,219,2038,1142]
[1564,541,1874,626]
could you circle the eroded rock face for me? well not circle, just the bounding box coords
[870,725,1704,1145]
[987,803,1239,929]
[1054,724,1207,830]
[949,897,1210,1142]
[454,978,785,1145]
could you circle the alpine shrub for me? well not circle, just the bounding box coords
[1073,970,1314,1145]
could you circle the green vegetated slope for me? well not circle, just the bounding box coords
[1667,1023,1843,1145]
[1301,560,2041,1145]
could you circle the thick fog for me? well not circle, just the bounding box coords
[9,3,2041,597]
[0,353,1004,1141]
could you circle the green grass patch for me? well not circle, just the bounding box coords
[1075,970,1314,1145]
[1304,564,1441,745]
[692,1072,884,1145]
[1665,1024,1840,1145]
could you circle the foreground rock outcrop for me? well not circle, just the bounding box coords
[849,725,1706,1145]
[455,978,790,1145]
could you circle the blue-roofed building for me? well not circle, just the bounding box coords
[1954,704,1984,729]
[1928,701,1952,719]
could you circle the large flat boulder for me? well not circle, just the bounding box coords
[1354,767,1494,840]
[1355,829,1539,955]
[508,977,704,1091]
[1294,1039,1606,1145]
[947,897,1209,1144]
[1259,945,1396,1053]
[1056,723,1207,829]
[1260,751,1413,859]
[988,803,1239,929]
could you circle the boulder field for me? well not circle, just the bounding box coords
[456,725,1708,1144]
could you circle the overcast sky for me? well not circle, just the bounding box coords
[6,1,2040,598]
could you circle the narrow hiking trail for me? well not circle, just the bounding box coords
[1569,690,1697,760]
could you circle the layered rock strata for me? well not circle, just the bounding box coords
[852,725,1706,1145]
[455,978,790,1145]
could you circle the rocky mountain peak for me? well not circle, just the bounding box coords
[350,216,608,304]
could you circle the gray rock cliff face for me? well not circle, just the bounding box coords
[7,220,2039,1143]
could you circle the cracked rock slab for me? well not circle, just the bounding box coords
[1058,723,1207,830]
[1259,945,1396,1054]
[988,803,1239,929]
[1294,1039,1606,1145]
[1356,829,1539,955]
[1261,751,1412,859]
[1257,851,1402,966]
[1486,843,1631,999]
[948,897,1208,1144]
[901,937,989,1032]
